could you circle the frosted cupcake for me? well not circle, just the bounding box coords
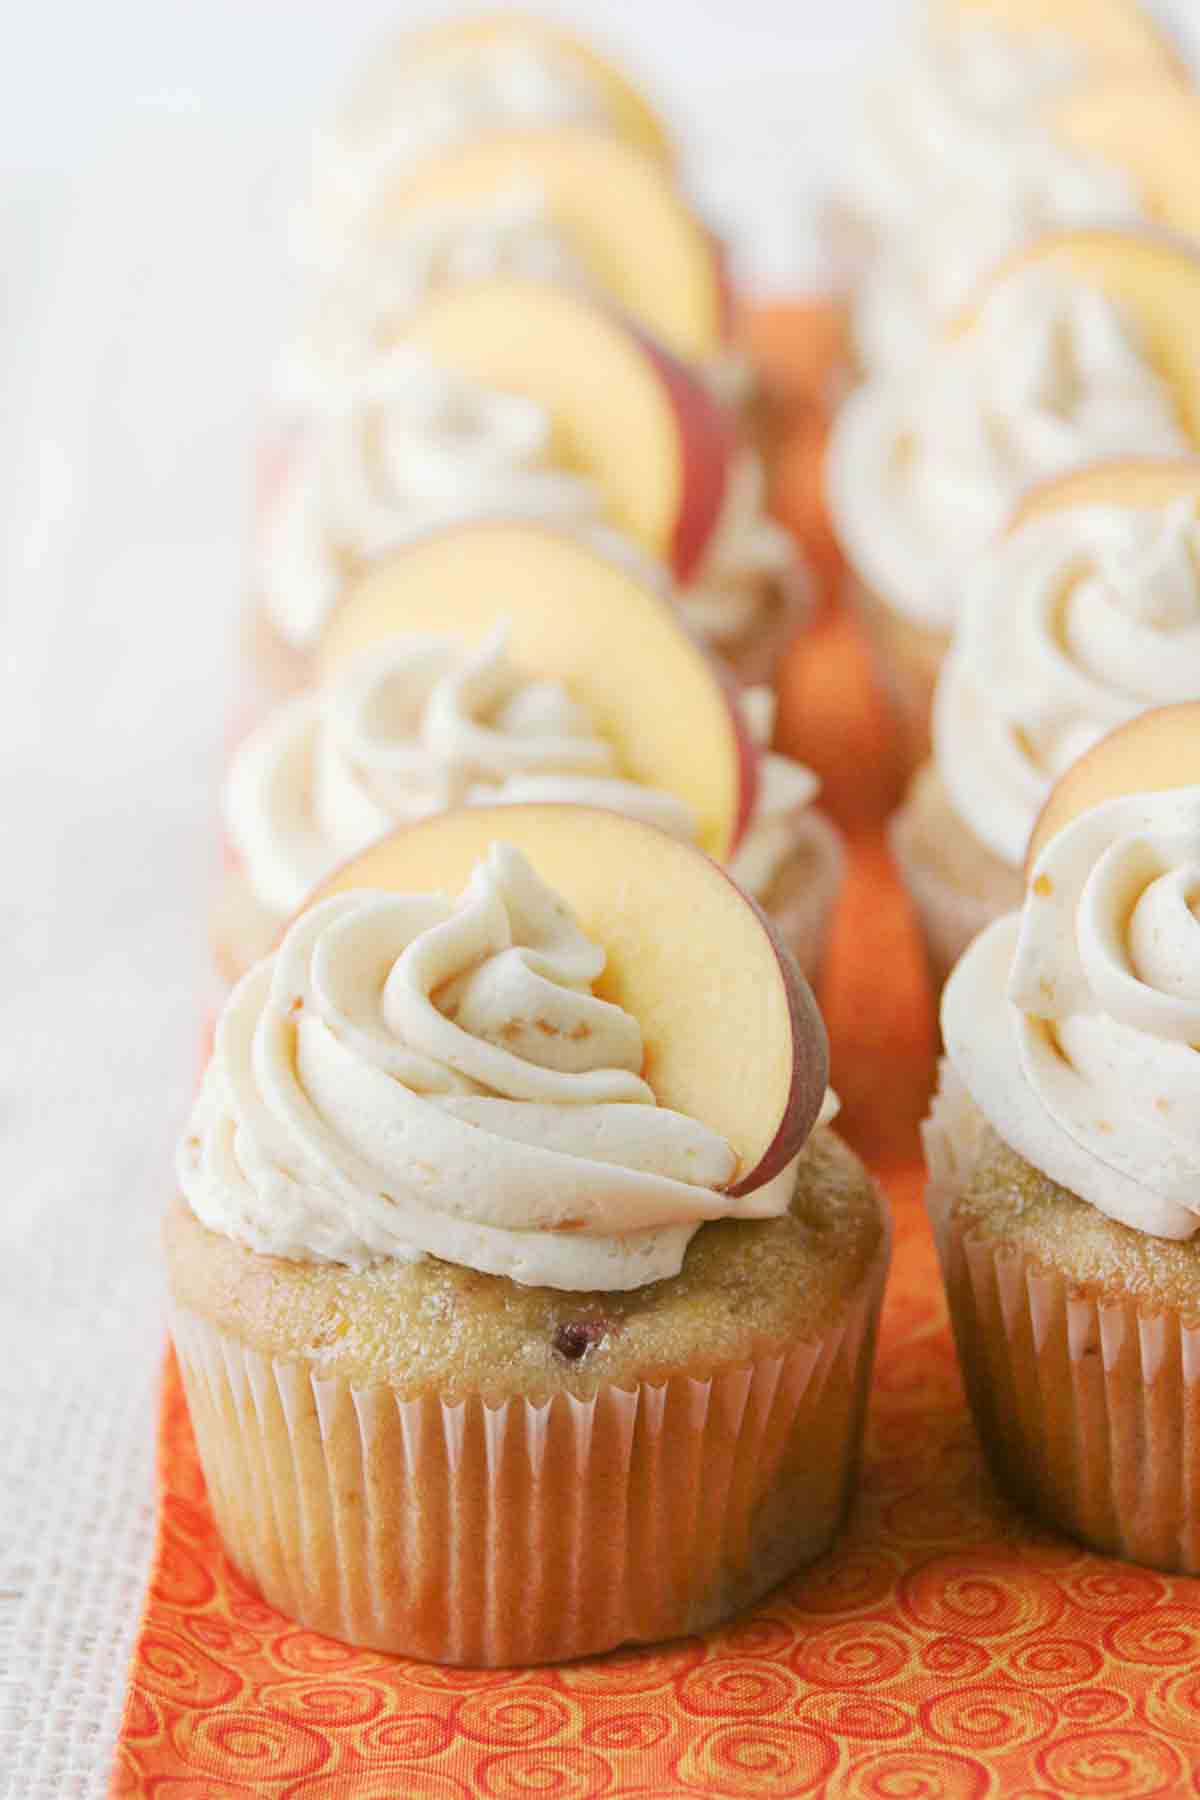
[250,280,807,703]
[307,14,673,265]
[893,461,1200,991]
[169,804,890,1663]
[221,521,842,987]
[927,703,1200,1570]
[831,0,1182,283]
[826,229,1200,769]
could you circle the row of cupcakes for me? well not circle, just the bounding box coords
[827,0,1200,991]
[834,1,1200,1574]
[170,14,887,1667]
[221,18,846,1000]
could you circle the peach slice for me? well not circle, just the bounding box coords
[314,803,829,1197]
[1051,82,1200,246]
[375,128,725,366]
[400,276,738,581]
[371,13,673,169]
[319,520,757,861]
[952,228,1200,447]
[934,0,1186,81]
[1010,456,1200,530]
[1026,702,1200,872]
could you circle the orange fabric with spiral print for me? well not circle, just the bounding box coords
[111,304,1200,1800]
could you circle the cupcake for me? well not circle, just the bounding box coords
[853,78,1200,377]
[250,277,808,705]
[926,702,1200,1571]
[829,0,1183,287]
[220,521,842,987]
[892,459,1200,991]
[307,14,673,266]
[826,227,1200,769]
[169,804,890,1663]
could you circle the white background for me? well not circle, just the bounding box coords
[0,4,1194,1796]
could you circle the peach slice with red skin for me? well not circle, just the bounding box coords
[313,803,829,1199]
[319,519,758,862]
[398,276,738,583]
[345,13,674,171]
[952,228,1200,448]
[932,0,1186,82]
[375,128,726,366]
[1010,457,1200,531]
[1026,702,1200,875]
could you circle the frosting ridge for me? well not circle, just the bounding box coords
[182,845,755,1289]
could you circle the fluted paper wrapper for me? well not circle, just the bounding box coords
[845,572,947,779]
[889,807,1004,999]
[166,1241,886,1667]
[925,1079,1200,1575]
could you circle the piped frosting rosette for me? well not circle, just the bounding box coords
[828,267,1190,637]
[936,498,1200,867]
[943,784,1200,1237]
[258,348,600,651]
[180,844,805,1291]
[227,627,696,920]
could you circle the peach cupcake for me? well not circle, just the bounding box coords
[893,459,1200,992]
[926,703,1200,1572]
[826,228,1200,770]
[250,278,808,707]
[306,13,673,266]
[169,804,890,1664]
[220,521,842,988]
[830,0,1184,290]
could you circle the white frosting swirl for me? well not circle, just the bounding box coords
[853,126,1143,374]
[935,500,1200,866]
[258,346,602,649]
[181,844,765,1289]
[280,181,586,412]
[310,33,608,262]
[839,10,1085,255]
[943,786,1200,1238]
[828,270,1190,633]
[228,636,822,926]
[228,627,697,919]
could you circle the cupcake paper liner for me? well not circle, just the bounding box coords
[889,805,1006,998]
[768,808,846,988]
[166,1224,888,1667]
[925,1075,1200,1575]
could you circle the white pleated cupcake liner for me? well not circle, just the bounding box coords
[167,1228,888,1667]
[924,1074,1200,1575]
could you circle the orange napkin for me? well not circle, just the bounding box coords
[112,305,1200,1799]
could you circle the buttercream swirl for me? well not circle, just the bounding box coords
[228,630,821,926]
[838,11,1084,255]
[935,500,1200,866]
[227,627,697,919]
[828,270,1190,633]
[181,844,761,1288]
[280,182,585,411]
[853,126,1143,373]
[943,786,1200,1238]
[258,346,602,649]
[310,33,607,261]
